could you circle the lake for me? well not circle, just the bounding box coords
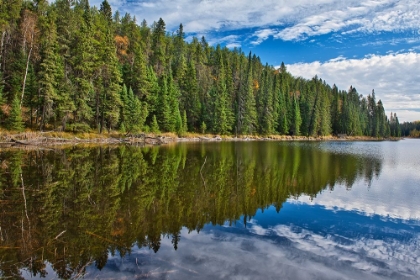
[0,139,419,279]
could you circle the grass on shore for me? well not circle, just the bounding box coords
[0,128,399,143]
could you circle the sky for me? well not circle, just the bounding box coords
[91,0,420,122]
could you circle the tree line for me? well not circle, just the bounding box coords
[0,0,401,137]
[400,121,420,137]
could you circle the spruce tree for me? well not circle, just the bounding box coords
[184,60,200,131]
[167,73,181,132]
[119,84,129,131]
[158,75,171,131]
[71,1,95,125]
[238,53,257,134]
[7,95,24,131]
[151,114,160,134]
[151,18,167,76]
[95,6,122,133]
[291,95,302,136]
[260,66,275,135]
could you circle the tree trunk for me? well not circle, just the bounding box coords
[0,30,5,71]
[21,47,32,108]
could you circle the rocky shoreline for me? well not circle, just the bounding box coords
[0,131,402,149]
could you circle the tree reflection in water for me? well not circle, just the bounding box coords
[0,142,382,279]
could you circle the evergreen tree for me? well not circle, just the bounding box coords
[238,53,257,134]
[260,65,275,135]
[119,84,128,131]
[128,43,149,101]
[95,5,122,133]
[151,18,167,76]
[368,90,378,137]
[183,60,200,131]
[157,75,171,131]
[211,57,233,135]
[290,94,302,136]
[7,95,24,131]
[37,6,74,130]
[124,86,147,132]
[150,114,160,133]
[145,66,160,124]
[71,1,95,125]
[168,73,181,132]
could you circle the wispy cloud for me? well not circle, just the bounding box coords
[251,28,277,45]
[92,224,420,279]
[91,0,420,44]
[287,52,420,122]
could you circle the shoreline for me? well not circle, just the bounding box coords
[0,131,403,149]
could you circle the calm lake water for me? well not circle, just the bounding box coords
[1,140,419,279]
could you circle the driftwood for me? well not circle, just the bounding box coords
[1,134,178,148]
[11,138,34,145]
[198,136,222,141]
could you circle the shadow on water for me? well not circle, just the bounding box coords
[0,141,383,279]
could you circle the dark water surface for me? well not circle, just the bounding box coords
[1,140,419,279]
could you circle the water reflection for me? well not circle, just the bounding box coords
[0,141,417,279]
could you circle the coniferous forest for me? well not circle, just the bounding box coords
[0,0,401,137]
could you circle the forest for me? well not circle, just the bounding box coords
[0,0,402,137]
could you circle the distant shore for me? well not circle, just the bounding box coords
[0,130,403,149]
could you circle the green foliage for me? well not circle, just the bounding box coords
[0,0,395,137]
[121,86,148,133]
[66,122,91,133]
[7,95,24,131]
[200,121,207,134]
[177,110,188,137]
[151,114,160,133]
[238,53,257,134]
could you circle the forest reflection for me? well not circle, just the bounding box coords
[0,142,382,279]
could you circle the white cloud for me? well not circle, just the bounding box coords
[88,224,420,279]
[251,28,277,45]
[287,52,420,122]
[292,140,420,220]
[90,0,420,43]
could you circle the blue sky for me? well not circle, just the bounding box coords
[92,0,420,122]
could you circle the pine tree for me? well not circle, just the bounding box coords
[200,121,207,134]
[158,75,171,131]
[368,90,378,137]
[151,18,167,76]
[151,114,160,133]
[167,73,181,132]
[119,84,129,131]
[238,53,257,134]
[145,66,160,124]
[7,95,24,131]
[182,110,188,135]
[95,6,122,133]
[260,66,275,135]
[37,7,72,130]
[290,94,302,136]
[129,43,149,101]
[71,1,95,125]
[183,60,200,131]
[125,87,147,132]
[211,58,233,134]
